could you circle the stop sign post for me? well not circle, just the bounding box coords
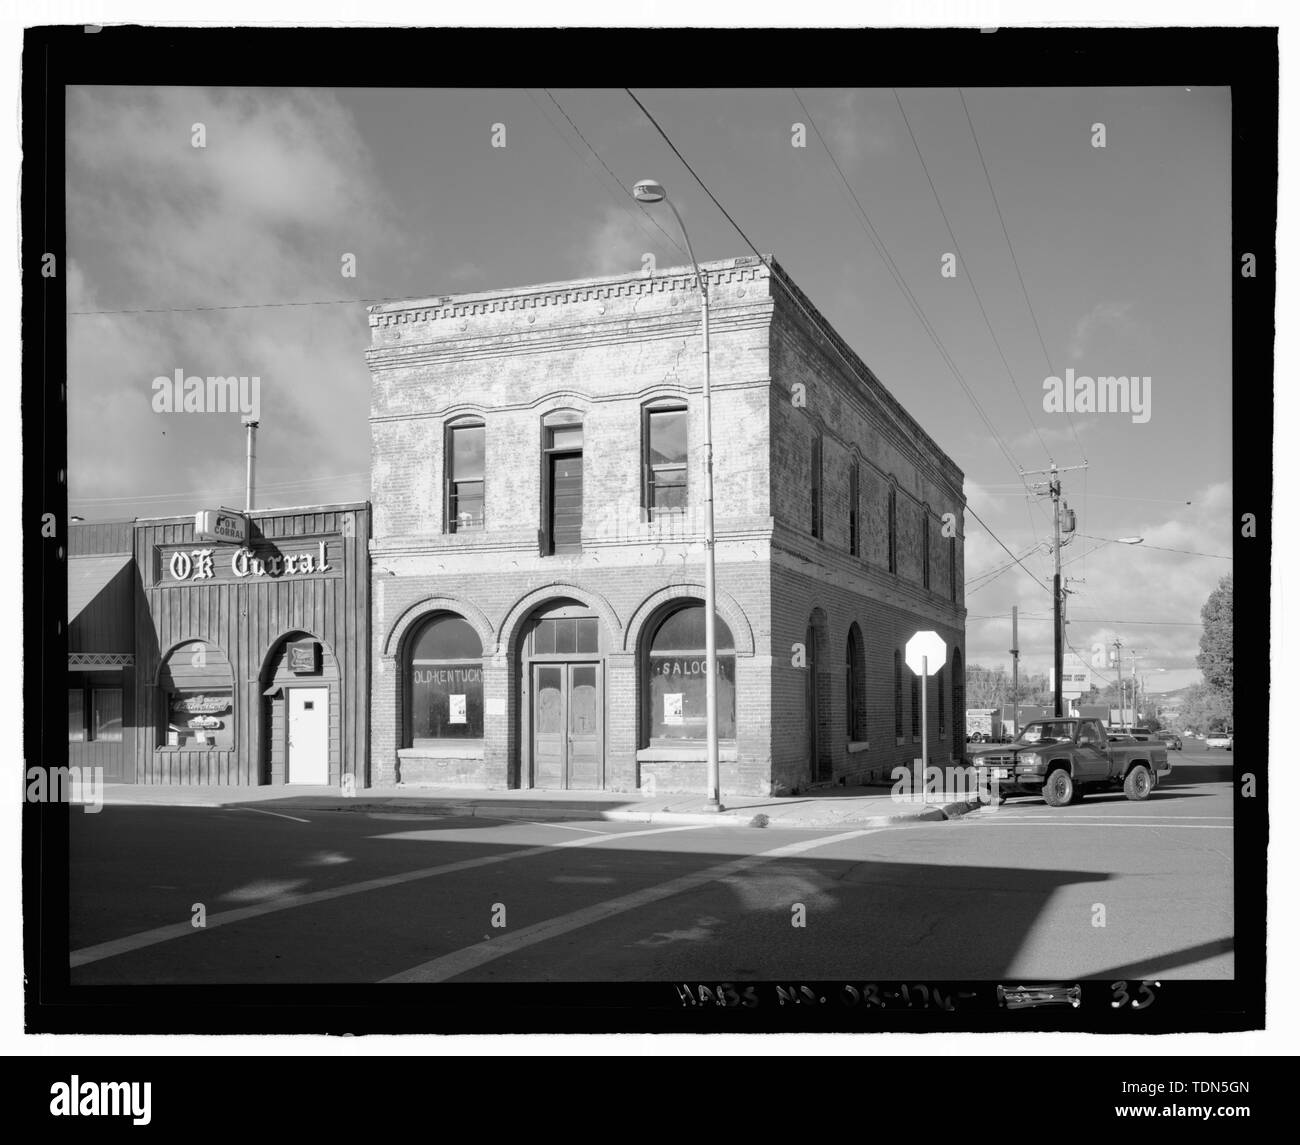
[905,631,947,801]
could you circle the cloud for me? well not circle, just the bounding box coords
[816,90,895,168]
[962,479,1232,681]
[1066,300,1138,362]
[573,203,665,279]
[66,87,398,513]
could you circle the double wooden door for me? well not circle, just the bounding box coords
[532,661,601,789]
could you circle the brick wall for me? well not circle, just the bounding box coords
[366,257,966,797]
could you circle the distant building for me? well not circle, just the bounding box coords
[365,256,966,796]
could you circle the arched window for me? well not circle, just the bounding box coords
[911,673,921,739]
[922,503,932,589]
[952,648,966,745]
[887,484,898,573]
[846,623,867,741]
[645,604,735,742]
[894,650,904,739]
[937,664,946,738]
[158,640,234,749]
[408,613,484,744]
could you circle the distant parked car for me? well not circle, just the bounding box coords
[1160,733,1183,751]
[1206,731,1234,750]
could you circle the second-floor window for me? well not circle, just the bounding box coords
[949,535,958,602]
[544,420,583,555]
[887,485,898,573]
[645,406,687,520]
[446,422,485,533]
[848,460,859,556]
[922,505,932,589]
[810,435,823,538]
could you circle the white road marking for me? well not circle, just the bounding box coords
[382,827,885,984]
[227,807,311,824]
[970,820,1231,829]
[512,820,610,834]
[69,823,708,969]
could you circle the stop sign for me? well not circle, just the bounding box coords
[905,630,947,675]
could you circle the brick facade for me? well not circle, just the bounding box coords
[366,256,965,796]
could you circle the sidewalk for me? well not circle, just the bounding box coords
[98,780,985,830]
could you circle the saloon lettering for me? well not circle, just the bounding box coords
[168,541,333,582]
[655,658,729,678]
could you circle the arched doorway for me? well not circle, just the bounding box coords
[806,609,831,783]
[520,600,607,790]
[952,647,966,749]
[259,631,340,785]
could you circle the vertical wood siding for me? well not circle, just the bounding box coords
[132,505,369,785]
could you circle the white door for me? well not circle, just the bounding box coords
[288,687,329,784]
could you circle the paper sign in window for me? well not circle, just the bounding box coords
[664,693,684,724]
[449,694,467,724]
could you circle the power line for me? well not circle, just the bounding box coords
[892,88,1054,467]
[957,88,1087,466]
[539,89,687,258]
[624,88,1052,601]
[70,471,368,505]
[970,614,1203,627]
[1077,533,1231,561]
[790,88,1030,484]
[69,295,408,317]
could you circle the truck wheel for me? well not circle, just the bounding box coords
[1043,767,1074,807]
[1124,764,1153,801]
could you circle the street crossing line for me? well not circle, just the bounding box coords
[69,824,709,969]
[382,827,886,984]
[969,820,1231,829]
[227,807,312,824]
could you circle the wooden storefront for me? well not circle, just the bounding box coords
[68,521,138,782]
[131,503,370,786]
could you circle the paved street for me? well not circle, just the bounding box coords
[69,749,1233,984]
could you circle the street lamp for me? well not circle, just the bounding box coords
[632,179,722,811]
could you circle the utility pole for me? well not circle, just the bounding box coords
[1022,462,1086,718]
[1111,637,1124,727]
[1010,605,1020,741]
[1130,651,1141,728]
[242,416,259,513]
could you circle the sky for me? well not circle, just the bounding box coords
[64,84,1233,691]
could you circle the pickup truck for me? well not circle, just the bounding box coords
[968,717,1171,807]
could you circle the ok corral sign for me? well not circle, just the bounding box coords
[905,630,947,675]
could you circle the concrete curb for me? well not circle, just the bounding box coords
[100,794,987,830]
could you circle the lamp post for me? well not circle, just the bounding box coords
[631,179,721,811]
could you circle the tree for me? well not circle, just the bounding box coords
[1197,577,1233,695]
[1181,681,1233,736]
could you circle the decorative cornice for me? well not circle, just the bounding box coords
[69,652,135,667]
[367,258,768,328]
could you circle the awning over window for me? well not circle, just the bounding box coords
[68,554,134,654]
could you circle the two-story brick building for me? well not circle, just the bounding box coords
[366,256,965,797]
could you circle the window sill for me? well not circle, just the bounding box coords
[402,743,485,759]
[638,744,739,763]
[847,741,870,754]
[155,745,233,752]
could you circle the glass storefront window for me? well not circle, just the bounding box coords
[646,605,736,741]
[410,614,484,743]
[165,690,234,749]
[92,688,123,743]
[68,690,85,742]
